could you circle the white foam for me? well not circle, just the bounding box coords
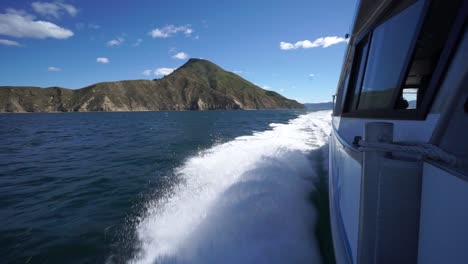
[130,111,332,264]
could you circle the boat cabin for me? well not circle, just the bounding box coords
[329,0,467,263]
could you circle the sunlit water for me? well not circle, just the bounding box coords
[0,110,331,264]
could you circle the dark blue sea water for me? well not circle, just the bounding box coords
[0,110,335,264]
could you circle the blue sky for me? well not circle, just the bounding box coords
[0,0,357,103]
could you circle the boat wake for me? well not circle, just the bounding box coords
[129,111,332,264]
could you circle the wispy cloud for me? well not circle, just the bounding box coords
[280,36,348,50]
[76,23,100,30]
[172,52,188,60]
[133,38,142,47]
[75,23,84,30]
[88,23,100,29]
[96,57,109,64]
[0,9,73,39]
[107,37,124,46]
[155,68,175,76]
[202,19,208,28]
[47,66,61,71]
[142,69,153,76]
[31,1,78,19]
[149,25,193,38]
[142,68,175,76]
[0,39,22,46]
[232,70,243,74]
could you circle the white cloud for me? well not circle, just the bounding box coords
[142,69,152,76]
[262,85,272,90]
[155,68,175,76]
[172,52,188,60]
[133,38,142,47]
[96,57,109,64]
[107,37,124,46]
[149,25,193,38]
[232,70,243,74]
[31,2,78,19]
[309,73,315,78]
[0,39,22,46]
[47,66,61,71]
[142,68,176,76]
[185,28,193,35]
[280,42,294,50]
[0,10,73,39]
[280,36,348,50]
[280,89,285,92]
[4,8,29,17]
[59,3,78,16]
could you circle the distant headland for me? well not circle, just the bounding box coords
[0,59,304,113]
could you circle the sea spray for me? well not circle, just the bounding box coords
[130,111,332,264]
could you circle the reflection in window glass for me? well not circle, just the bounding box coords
[350,37,370,110]
[357,1,424,110]
[334,68,351,115]
[401,0,462,109]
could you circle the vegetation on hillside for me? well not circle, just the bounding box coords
[0,59,304,112]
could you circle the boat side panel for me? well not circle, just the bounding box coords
[329,136,350,264]
[329,128,362,264]
[335,114,439,145]
[330,114,438,264]
[418,163,468,264]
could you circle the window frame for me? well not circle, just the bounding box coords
[340,0,465,120]
[342,34,371,113]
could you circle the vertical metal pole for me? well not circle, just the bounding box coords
[357,122,393,264]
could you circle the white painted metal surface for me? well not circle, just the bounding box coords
[418,163,468,264]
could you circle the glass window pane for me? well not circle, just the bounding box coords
[357,0,424,110]
[333,67,351,115]
[400,0,462,109]
[401,88,418,109]
[350,37,370,110]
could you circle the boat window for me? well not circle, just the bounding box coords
[356,0,424,110]
[396,0,463,109]
[401,88,418,109]
[349,36,370,110]
[333,67,351,116]
[342,0,463,118]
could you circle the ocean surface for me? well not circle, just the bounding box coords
[0,110,331,264]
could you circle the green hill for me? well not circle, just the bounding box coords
[0,59,304,112]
